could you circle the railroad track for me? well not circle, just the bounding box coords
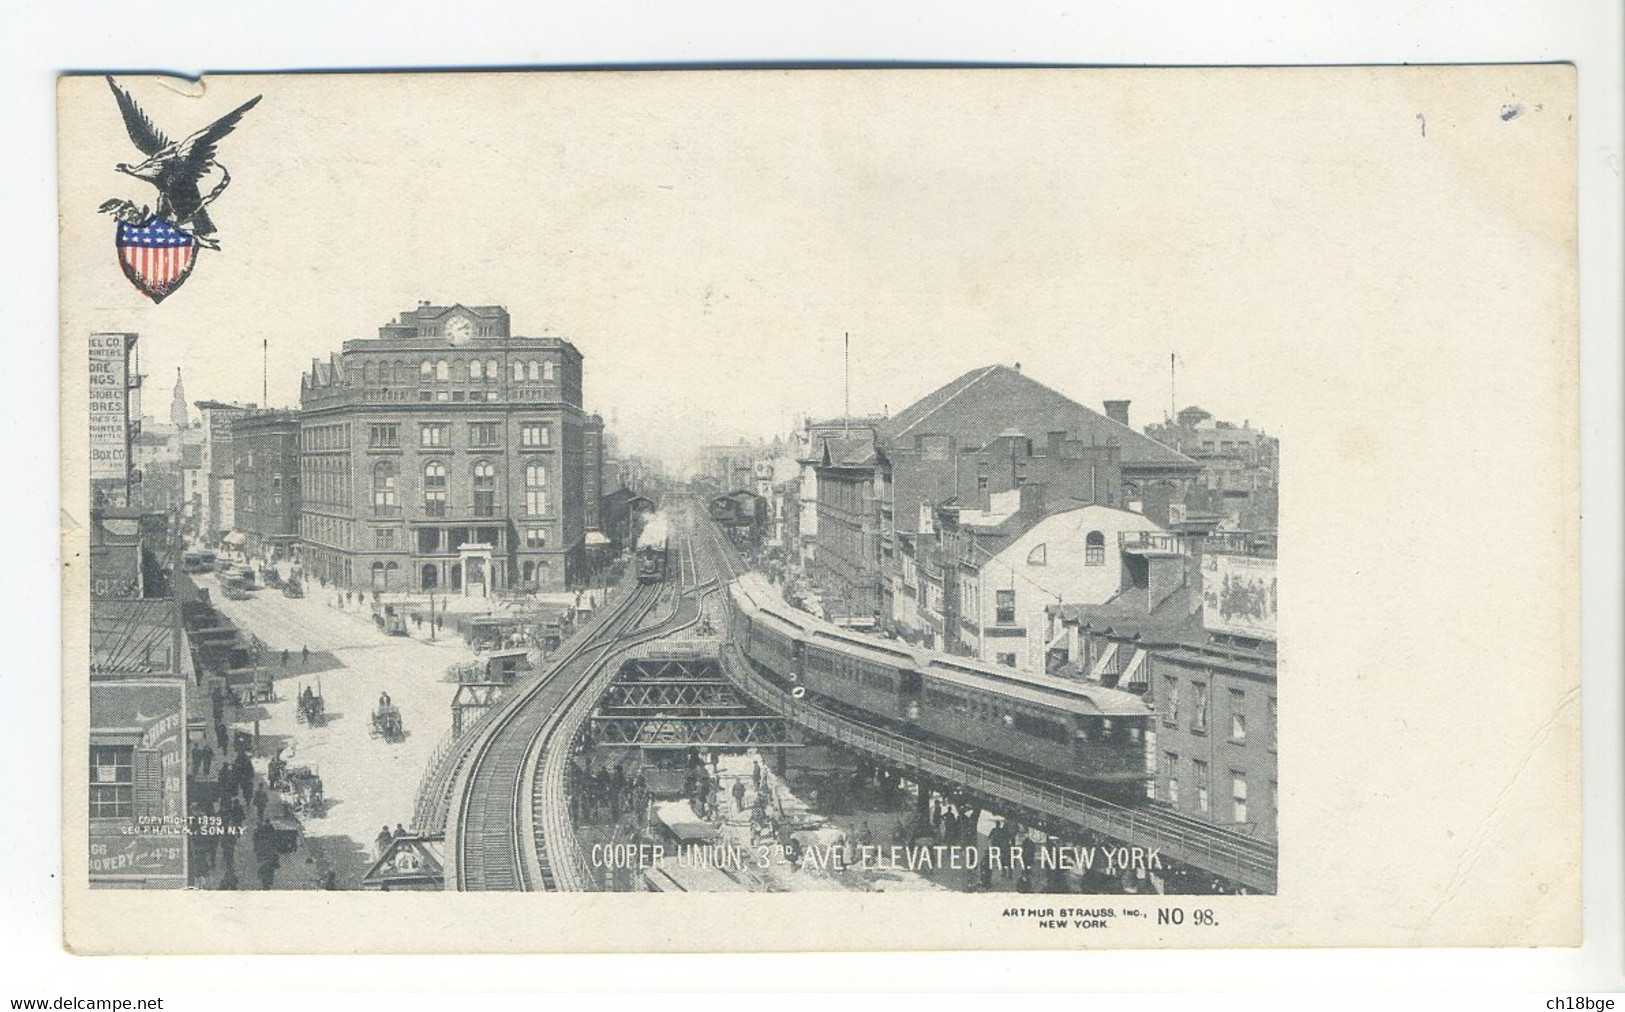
[449,502,714,891]
[448,579,659,890]
[690,501,1278,890]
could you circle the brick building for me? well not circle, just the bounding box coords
[231,409,302,560]
[195,399,253,539]
[806,364,1201,629]
[1046,535,1277,844]
[297,303,599,595]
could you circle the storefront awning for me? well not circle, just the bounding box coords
[1120,648,1149,690]
[1089,642,1119,680]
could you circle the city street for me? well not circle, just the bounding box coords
[199,573,479,885]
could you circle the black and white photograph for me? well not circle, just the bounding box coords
[52,59,1592,964]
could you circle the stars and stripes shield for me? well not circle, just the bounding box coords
[114,216,198,303]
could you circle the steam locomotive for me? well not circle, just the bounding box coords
[634,511,670,585]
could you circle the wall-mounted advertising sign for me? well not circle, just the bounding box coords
[1201,552,1277,641]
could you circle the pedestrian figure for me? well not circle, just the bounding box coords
[258,853,279,890]
[732,778,747,812]
[195,742,214,777]
[394,823,407,839]
[253,784,268,821]
[301,645,310,665]
[322,871,339,890]
[376,825,393,858]
[280,648,289,666]
[215,720,229,752]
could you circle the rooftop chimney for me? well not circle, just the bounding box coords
[1104,399,1131,426]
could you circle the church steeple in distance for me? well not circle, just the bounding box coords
[170,367,189,428]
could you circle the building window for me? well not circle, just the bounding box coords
[1193,681,1209,733]
[995,589,1015,624]
[1026,543,1046,566]
[1162,675,1179,726]
[89,744,134,819]
[369,424,399,448]
[472,460,496,517]
[1230,688,1246,742]
[1193,759,1210,814]
[527,360,541,382]
[525,528,546,549]
[511,360,524,382]
[520,422,551,447]
[436,360,449,382]
[374,528,395,549]
[524,463,548,515]
[423,461,447,517]
[420,423,448,448]
[469,422,500,447]
[485,359,498,381]
[1085,530,1106,566]
[420,360,433,381]
[1232,773,1248,823]
[542,360,556,381]
[1163,752,1179,805]
[372,460,397,510]
[996,652,1017,667]
[1267,697,1277,750]
[468,359,482,381]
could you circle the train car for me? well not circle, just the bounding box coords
[635,511,671,584]
[800,627,923,724]
[729,576,805,688]
[915,655,1150,787]
[726,572,1150,794]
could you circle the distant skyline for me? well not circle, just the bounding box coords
[62,69,1567,474]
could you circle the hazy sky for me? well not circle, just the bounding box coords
[60,69,1571,469]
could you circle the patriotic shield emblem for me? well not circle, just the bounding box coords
[114,215,198,303]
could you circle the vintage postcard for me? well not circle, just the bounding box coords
[58,66,1578,953]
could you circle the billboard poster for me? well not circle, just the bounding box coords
[88,678,187,886]
[1201,552,1277,641]
[89,332,132,501]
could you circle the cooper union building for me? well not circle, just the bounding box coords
[298,303,604,595]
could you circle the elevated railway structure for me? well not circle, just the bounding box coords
[691,503,1279,894]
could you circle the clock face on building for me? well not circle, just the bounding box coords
[445,315,474,345]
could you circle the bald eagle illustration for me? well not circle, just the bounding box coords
[103,76,261,246]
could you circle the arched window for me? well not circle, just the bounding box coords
[1085,531,1106,566]
[420,360,433,381]
[511,360,524,382]
[485,359,498,382]
[524,462,547,515]
[527,360,541,382]
[521,562,535,585]
[472,460,496,517]
[423,461,447,516]
[468,359,482,381]
[363,361,376,384]
[377,361,391,385]
[372,460,397,510]
[542,360,556,381]
[1027,543,1047,566]
[436,359,449,382]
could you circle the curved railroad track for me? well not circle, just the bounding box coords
[690,497,1278,889]
[448,500,712,891]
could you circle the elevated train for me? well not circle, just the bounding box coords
[728,572,1152,802]
[634,511,671,584]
